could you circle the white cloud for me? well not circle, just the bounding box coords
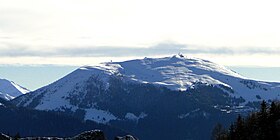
[0,0,279,66]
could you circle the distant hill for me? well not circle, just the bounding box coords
[0,78,29,100]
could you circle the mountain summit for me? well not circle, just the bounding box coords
[84,54,242,91]
[12,55,280,140]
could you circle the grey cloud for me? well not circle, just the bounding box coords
[0,43,190,57]
[0,43,40,57]
[0,42,279,57]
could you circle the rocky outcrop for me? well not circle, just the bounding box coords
[115,135,138,140]
[0,133,11,140]
[70,130,106,140]
[21,137,63,140]
[0,130,136,140]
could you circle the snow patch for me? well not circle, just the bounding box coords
[10,81,30,94]
[96,56,239,91]
[125,112,147,122]
[214,105,256,114]
[178,108,200,119]
[84,108,117,124]
[0,92,14,100]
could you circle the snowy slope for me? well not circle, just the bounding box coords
[12,55,280,124]
[80,54,280,102]
[0,79,30,100]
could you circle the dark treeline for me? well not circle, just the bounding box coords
[0,106,126,139]
[212,101,280,140]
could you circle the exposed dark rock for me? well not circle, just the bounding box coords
[21,137,63,140]
[0,133,11,140]
[69,130,106,140]
[115,135,138,140]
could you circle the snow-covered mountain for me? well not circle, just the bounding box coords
[12,55,280,140]
[0,79,30,100]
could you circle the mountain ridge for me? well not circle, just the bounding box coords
[13,55,280,114]
[11,55,280,140]
[64,55,280,102]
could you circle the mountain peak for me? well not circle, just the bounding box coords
[172,53,185,58]
[0,78,30,100]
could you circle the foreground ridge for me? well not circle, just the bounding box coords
[0,130,138,140]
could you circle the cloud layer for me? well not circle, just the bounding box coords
[0,0,280,66]
[0,43,279,57]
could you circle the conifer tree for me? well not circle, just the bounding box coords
[211,123,226,140]
[13,132,20,140]
[214,100,280,140]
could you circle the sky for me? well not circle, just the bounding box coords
[0,0,280,90]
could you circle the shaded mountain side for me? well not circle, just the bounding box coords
[11,75,257,140]
[0,97,15,109]
[0,98,8,105]
[15,78,242,139]
[0,106,128,140]
[94,80,241,139]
